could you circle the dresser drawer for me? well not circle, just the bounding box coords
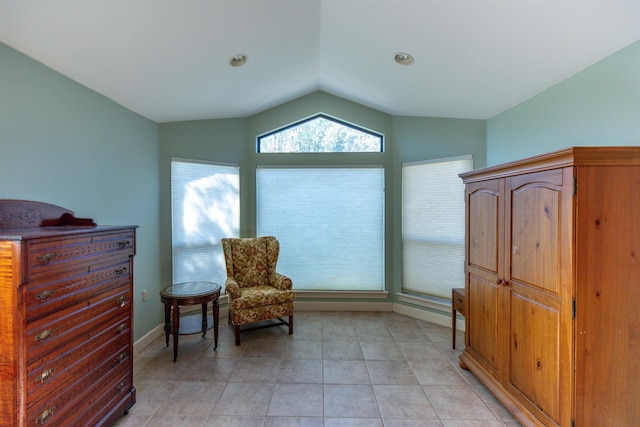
[25,258,131,323]
[452,288,465,316]
[27,342,131,427]
[71,370,134,427]
[26,284,131,365]
[26,313,130,405]
[26,230,134,280]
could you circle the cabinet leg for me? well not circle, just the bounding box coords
[452,308,456,349]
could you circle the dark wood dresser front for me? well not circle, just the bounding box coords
[0,200,136,426]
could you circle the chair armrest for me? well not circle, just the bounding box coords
[226,277,240,299]
[270,272,293,291]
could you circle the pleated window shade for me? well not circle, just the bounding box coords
[402,156,472,299]
[171,158,239,290]
[257,166,385,291]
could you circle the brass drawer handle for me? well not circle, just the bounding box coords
[35,406,56,424]
[34,329,56,342]
[117,240,131,248]
[116,296,129,308]
[35,368,55,384]
[115,352,128,364]
[116,323,129,333]
[116,381,128,391]
[114,266,127,275]
[37,253,58,264]
[35,290,55,302]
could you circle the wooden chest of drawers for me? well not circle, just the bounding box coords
[0,200,137,426]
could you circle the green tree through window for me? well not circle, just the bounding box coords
[258,114,383,153]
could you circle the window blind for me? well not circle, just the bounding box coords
[257,166,385,291]
[171,159,239,290]
[402,156,472,299]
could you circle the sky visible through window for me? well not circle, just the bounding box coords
[258,114,383,153]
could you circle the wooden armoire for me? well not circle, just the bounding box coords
[459,147,640,427]
[0,200,137,426]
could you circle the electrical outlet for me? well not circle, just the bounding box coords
[142,289,148,302]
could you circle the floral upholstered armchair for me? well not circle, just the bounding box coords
[221,236,295,346]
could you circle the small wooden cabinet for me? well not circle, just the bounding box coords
[459,147,640,427]
[0,200,137,426]
[451,288,465,349]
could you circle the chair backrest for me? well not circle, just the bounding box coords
[221,236,280,288]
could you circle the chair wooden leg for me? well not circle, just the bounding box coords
[289,315,293,335]
[235,324,241,346]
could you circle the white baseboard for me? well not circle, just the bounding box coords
[295,300,394,312]
[133,323,165,355]
[392,302,464,331]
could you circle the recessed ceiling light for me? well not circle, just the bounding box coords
[230,54,247,67]
[394,52,414,65]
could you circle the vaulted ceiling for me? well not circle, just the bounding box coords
[1,1,638,123]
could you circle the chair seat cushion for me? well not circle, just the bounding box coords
[231,285,295,310]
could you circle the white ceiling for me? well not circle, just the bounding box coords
[1,1,639,123]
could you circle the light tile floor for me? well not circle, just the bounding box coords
[113,311,522,427]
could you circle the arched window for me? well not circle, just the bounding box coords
[257,114,383,153]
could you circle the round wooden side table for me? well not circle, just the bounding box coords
[160,281,221,362]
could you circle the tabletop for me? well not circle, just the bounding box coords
[160,281,221,298]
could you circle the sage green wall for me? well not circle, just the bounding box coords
[158,91,486,307]
[0,43,161,341]
[487,40,640,165]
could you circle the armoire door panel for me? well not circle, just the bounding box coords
[509,290,561,424]
[468,273,499,374]
[510,177,563,295]
[468,189,500,273]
